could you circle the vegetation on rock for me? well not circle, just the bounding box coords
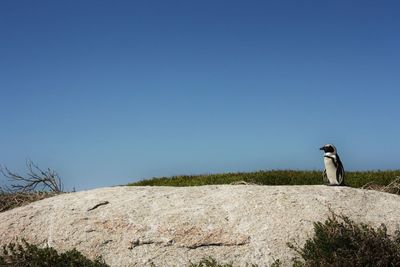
[0,239,108,267]
[188,257,235,267]
[288,213,400,267]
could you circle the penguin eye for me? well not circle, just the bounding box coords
[325,146,334,153]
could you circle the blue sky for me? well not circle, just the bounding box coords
[1,1,399,190]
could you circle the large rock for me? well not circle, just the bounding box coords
[0,185,399,266]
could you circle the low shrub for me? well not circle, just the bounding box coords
[288,214,400,267]
[189,257,234,267]
[0,239,109,267]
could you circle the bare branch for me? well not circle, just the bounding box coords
[0,160,63,193]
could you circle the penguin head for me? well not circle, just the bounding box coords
[320,144,337,154]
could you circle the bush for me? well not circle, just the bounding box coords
[288,214,400,267]
[0,239,109,267]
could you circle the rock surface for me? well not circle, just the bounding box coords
[0,185,399,266]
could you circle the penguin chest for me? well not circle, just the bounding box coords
[324,157,338,184]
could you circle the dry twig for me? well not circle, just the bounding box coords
[0,191,58,212]
[362,177,400,195]
[0,160,63,193]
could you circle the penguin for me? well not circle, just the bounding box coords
[319,144,345,186]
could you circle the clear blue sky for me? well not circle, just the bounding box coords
[1,1,399,190]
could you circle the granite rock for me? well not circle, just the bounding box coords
[0,185,399,266]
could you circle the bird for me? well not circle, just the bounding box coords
[319,144,345,186]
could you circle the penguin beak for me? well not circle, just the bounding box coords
[319,147,325,151]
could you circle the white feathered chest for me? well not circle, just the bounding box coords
[324,154,339,184]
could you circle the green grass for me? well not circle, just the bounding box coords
[128,170,400,188]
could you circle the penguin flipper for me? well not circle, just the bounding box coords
[336,164,345,186]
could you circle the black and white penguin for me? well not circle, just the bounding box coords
[319,144,345,186]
